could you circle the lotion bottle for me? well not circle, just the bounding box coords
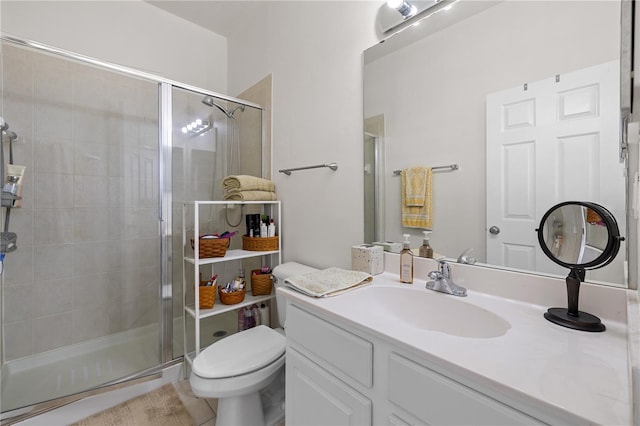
[419,230,434,258]
[268,219,276,237]
[400,234,414,283]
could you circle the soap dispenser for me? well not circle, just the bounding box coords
[400,234,413,284]
[419,230,434,259]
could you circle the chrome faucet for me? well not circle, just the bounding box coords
[426,258,467,297]
[457,248,476,265]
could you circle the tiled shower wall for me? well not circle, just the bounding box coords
[1,43,160,361]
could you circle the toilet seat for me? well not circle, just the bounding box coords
[192,325,285,379]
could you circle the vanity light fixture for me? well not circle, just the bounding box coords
[181,118,211,136]
[378,0,456,34]
[387,0,418,19]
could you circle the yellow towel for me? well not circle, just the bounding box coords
[223,190,277,201]
[401,167,433,228]
[404,167,429,206]
[222,175,275,192]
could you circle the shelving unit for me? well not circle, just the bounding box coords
[182,200,281,370]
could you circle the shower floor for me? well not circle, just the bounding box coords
[1,313,237,416]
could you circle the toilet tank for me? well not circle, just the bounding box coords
[272,262,319,328]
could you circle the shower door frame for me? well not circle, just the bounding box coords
[0,34,265,417]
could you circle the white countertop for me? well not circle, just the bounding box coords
[278,256,634,425]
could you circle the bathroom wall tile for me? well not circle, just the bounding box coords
[3,320,34,361]
[2,98,35,151]
[74,241,111,276]
[33,53,73,103]
[72,272,111,308]
[106,207,126,240]
[34,103,73,143]
[73,207,109,242]
[122,299,157,330]
[107,302,124,334]
[33,312,73,353]
[34,140,74,174]
[108,144,124,178]
[74,175,109,207]
[33,277,73,317]
[34,243,74,282]
[129,207,159,239]
[34,173,74,209]
[72,65,115,114]
[3,245,35,286]
[72,305,110,343]
[34,208,74,245]
[73,139,109,176]
[3,45,35,100]
[10,208,35,248]
[109,176,126,206]
[3,283,34,322]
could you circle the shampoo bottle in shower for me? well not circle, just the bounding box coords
[419,230,434,259]
[400,234,413,284]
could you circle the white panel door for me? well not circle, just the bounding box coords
[486,61,623,275]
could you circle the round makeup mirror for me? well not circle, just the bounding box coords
[537,201,624,332]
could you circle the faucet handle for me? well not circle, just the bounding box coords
[435,257,451,278]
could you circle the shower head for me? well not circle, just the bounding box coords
[201,96,246,118]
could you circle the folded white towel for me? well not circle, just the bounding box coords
[223,175,275,192]
[223,190,277,201]
[284,267,373,298]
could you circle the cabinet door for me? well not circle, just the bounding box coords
[287,347,372,426]
[388,353,543,425]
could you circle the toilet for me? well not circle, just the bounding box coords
[189,262,318,426]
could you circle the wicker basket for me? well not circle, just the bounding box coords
[218,287,246,305]
[242,236,279,251]
[250,270,273,296]
[191,237,230,258]
[198,286,216,309]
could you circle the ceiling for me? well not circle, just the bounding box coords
[145,1,266,38]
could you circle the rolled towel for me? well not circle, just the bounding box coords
[223,190,277,201]
[222,175,275,192]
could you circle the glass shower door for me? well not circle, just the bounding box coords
[0,41,162,413]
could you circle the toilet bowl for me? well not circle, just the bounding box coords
[189,262,318,426]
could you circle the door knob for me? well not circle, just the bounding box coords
[489,226,500,235]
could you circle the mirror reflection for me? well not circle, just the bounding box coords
[364,0,628,286]
[539,203,615,266]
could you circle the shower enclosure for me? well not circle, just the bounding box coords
[0,36,264,418]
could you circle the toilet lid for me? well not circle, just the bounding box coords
[192,325,286,379]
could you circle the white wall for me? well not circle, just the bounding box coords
[1,0,228,92]
[227,1,380,269]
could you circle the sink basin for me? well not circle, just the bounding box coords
[341,285,511,338]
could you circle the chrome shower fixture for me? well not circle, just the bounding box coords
[201,96,246,118]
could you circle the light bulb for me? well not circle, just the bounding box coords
[195,118,202,125]
[387,0,403,8]
[181,127,188,134]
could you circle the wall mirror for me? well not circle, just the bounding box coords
[363,0,633,287]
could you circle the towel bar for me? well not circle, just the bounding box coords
[393,164,458,176]
[279,163,338,175]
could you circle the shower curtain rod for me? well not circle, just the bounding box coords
[392,164,459,176]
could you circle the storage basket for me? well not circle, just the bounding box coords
[250,270,273,296]
[198,286,216,309]
[191,237,230,258]
[242,235,279,251]
[218,287,246,305]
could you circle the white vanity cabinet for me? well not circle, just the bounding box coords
[285,302,545,426]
